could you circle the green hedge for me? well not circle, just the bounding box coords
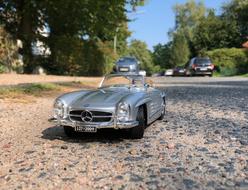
[0,63,7,73]
[206,48,248,76]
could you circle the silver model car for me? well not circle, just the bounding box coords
[49,74,166,139]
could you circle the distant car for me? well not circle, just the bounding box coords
[165,69,173,76]
[114,57,140,74]
[49,73,166,139]
[173,67,186,76]
[186,57,214,77]
[139,70,146,76]
[152,71,164,77]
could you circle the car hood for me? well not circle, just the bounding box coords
[70,88,132,108]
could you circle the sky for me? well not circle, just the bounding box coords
[127,0,228,51]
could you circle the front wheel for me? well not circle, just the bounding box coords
[129,106,146,139]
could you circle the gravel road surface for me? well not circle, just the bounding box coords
[0,76,248,190]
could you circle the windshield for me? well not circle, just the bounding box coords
[194,58,211,65]
[116,57,138,66]
[100,74,144,88]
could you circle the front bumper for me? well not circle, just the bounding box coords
[48,117,139,130]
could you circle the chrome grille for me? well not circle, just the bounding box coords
[69,110,113,123]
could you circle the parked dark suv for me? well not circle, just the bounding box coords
[114,57,140,74]
[186,57,215,76]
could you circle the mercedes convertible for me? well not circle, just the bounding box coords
[49,74,166,139]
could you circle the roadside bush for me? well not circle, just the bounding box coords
[206,48,248,76]
[0,63,7,73]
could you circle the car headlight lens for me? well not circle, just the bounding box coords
[53,99,64,119]
[117,102,130,122]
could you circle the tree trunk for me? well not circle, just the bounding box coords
[17,0,35,74]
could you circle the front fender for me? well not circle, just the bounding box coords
[135,97,152,108]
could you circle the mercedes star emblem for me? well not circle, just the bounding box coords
[81,110,93,122]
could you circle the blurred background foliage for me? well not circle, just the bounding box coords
[0,0,247,76]
[153,0,248,76]
[206,48,248,76]
[0,0,148,75]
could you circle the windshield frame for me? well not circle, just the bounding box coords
[99,74,145,88]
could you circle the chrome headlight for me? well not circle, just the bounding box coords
[117,102,130,122]
[53,99,65,119]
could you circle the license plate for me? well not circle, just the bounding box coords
[75,125,97,133]
[179,70,184,73]
[120,67,129,72]
[200,68,207,71]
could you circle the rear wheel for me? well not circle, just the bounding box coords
[129,106,146,139]
[63,126,77,137]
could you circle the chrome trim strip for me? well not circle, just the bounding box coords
[69,115,113,118]
[48,118,138,130]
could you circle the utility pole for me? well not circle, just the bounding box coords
[113,27,119,54]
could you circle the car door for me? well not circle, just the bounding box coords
[146,87,163,122]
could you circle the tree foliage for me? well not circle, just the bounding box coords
[222,0,248,41]
[170,32,190,66]
[0,0,144,75]
[128,40,155,75]
[206,48,248,76]
[152,0,248,75]
[0,27,19,73]
[173,0,206,46]
[193,10,241,52]
[152,43,173,69]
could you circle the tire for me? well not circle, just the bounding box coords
[63,126,76,137]
[158,100,166,120]
[129,106,146,139]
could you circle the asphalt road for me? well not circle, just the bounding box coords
[0,77,248,190]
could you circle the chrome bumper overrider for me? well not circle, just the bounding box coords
[48,118,138,130]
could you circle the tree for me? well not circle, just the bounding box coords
[115,22,132,56]
[0,0,45,73]
[0,0,144,75]
[0,27,19,72]
[37,0,129,75]
[193,10,241,52]
[170,32,190,66]
[222,0,248,42]
[173,0,206,43]
[128,40,155,75]
[152,42,173,69]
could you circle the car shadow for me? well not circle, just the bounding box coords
[41,125,131,143]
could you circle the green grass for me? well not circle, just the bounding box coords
[0,83,60,97]
[213,72,222,77]
[22,83,59,93]
[240,73,248,77]
[213,72,248,77]
[0,80,98,99]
